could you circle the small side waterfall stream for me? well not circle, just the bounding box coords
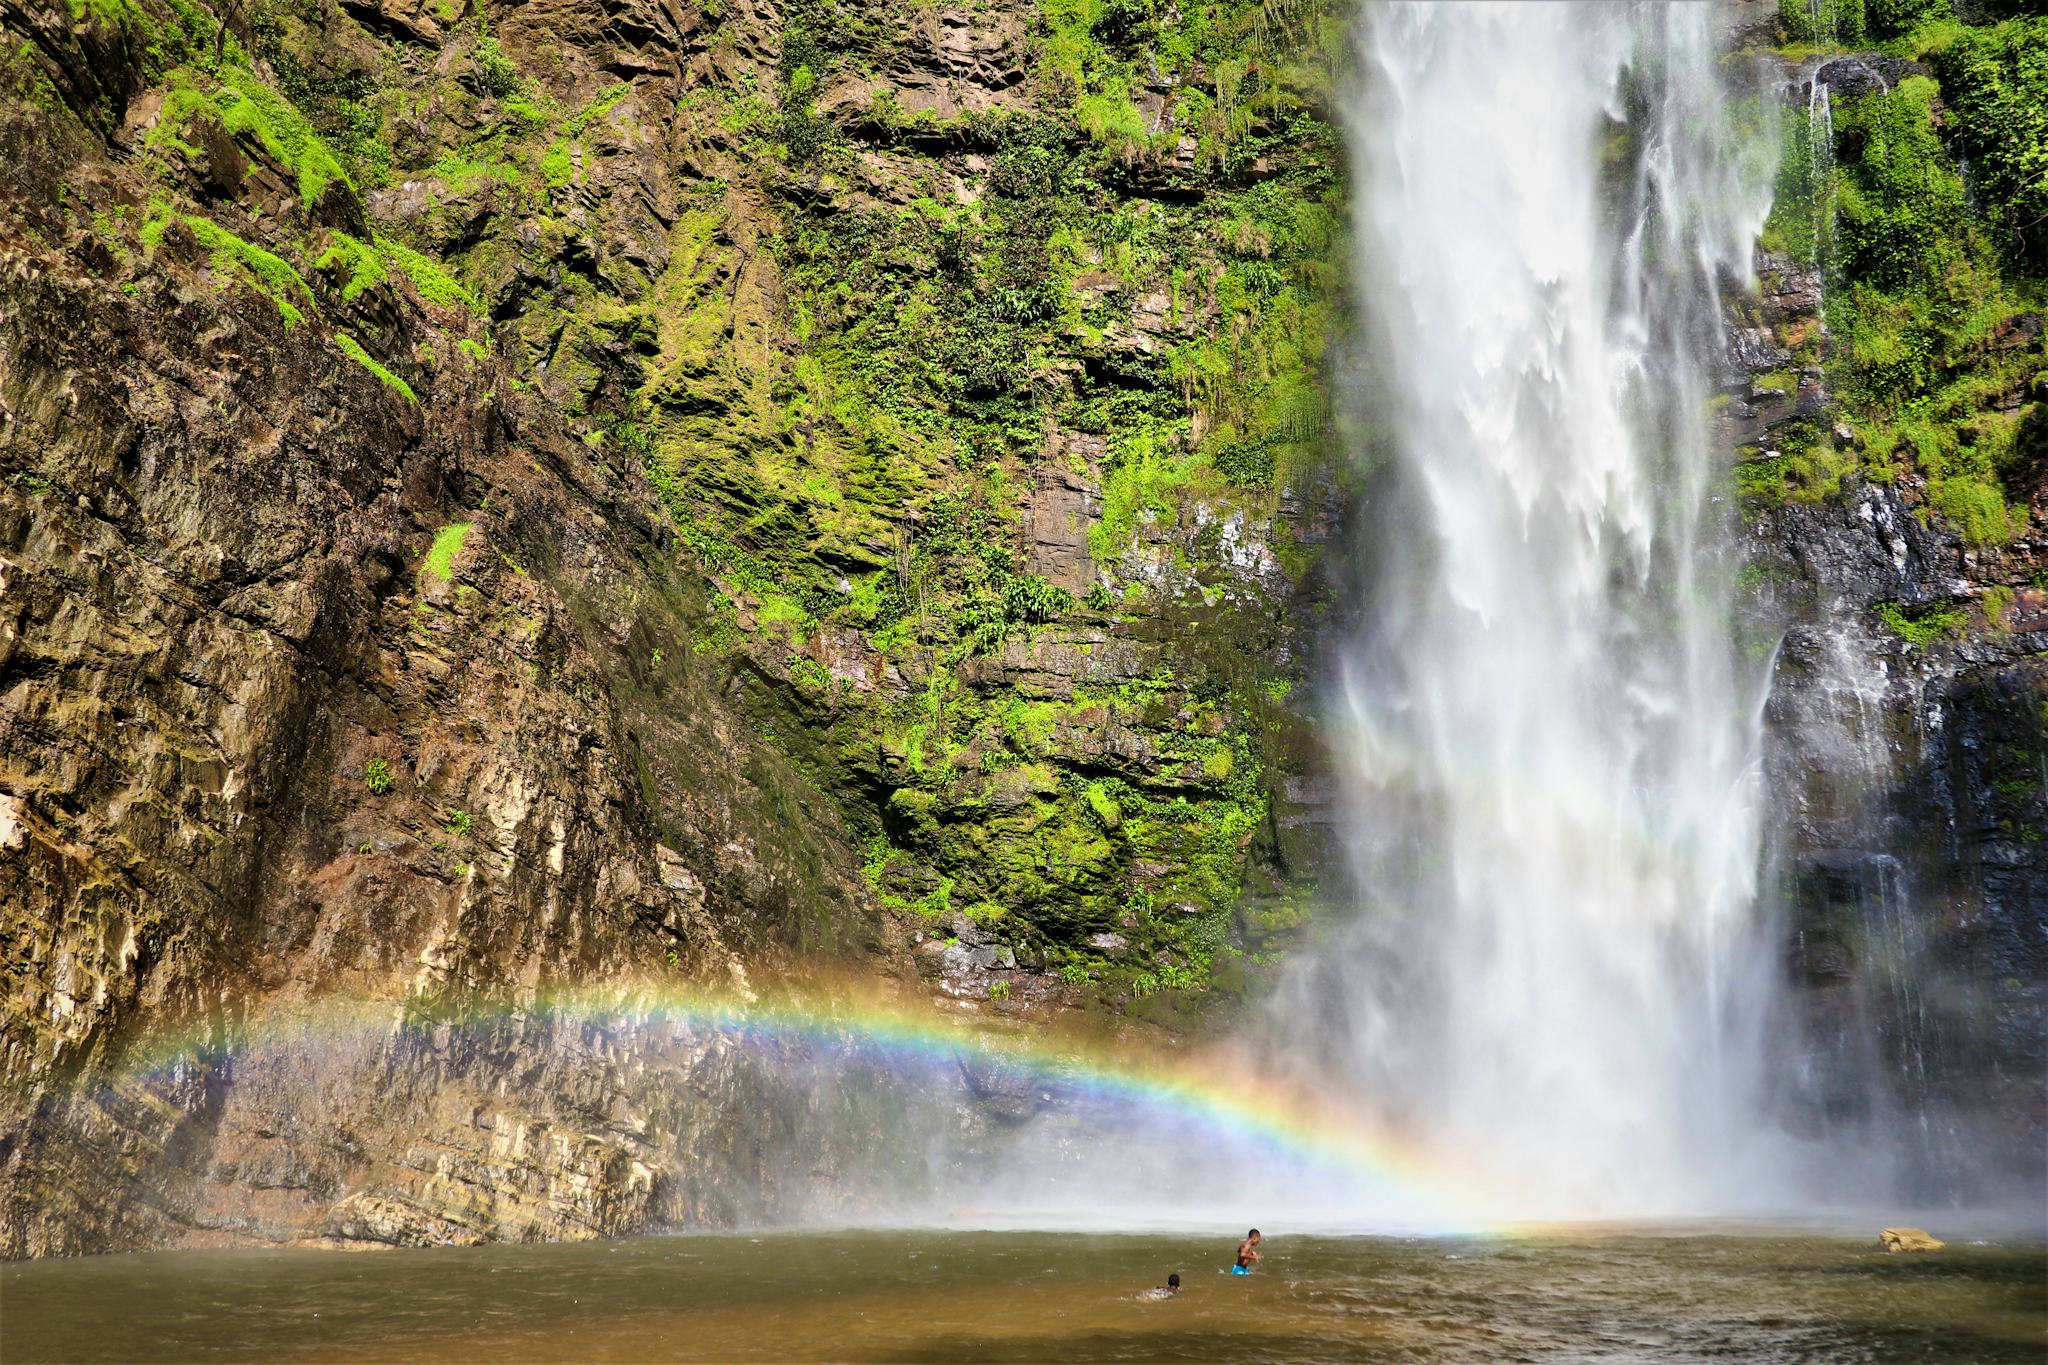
[1286,1,1782,1218]
[1807,73,1837,276]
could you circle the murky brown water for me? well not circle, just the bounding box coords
[3,1227,2042,1362]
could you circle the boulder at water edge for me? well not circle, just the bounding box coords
[1880,1228,1945,1253]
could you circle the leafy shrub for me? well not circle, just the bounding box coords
[365,759,393,795]
[472,37,521,98]
[1834,78,1966,293]
[1780,0,1911,44]
[781,102,834,164]
[1001,572,1073,625]
[1210,434,1276,489]
[1131,963,1200,996]
[1924,18,2048,271]
[1091,0,1155,46]
[1864,0,1948,39]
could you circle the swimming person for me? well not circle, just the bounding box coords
[1232,1229,1262,1275]
[1141,1272,1183,1301]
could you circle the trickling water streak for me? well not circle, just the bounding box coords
[1282,2,1780,1218]
[1808,76,1836,276]
[1767,612,1983,1203]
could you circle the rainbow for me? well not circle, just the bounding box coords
[95,978,1509,1230]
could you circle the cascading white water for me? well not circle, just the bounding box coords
[1289,1,1783,1218]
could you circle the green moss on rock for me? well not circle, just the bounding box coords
[142,209,313,326]
[421,522,474,582]
[334,332,418,401]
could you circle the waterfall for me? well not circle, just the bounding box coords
[1286,1,1782,1218]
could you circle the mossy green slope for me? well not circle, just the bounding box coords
[1746,11,2045,543]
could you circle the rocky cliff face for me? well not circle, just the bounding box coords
[0,0,1340,1254]
[1754,478,2046,1202]
[1727,31,2046,1204]
[0,4,895,1246]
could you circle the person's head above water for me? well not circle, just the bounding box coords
[1247,1229,1261,1241]
[1167,1273,1181,1290]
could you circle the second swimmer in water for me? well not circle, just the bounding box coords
[1141,1272,1183,1301]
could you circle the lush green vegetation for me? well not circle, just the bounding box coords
[1923,18,2048,274]
[1751,11,2043,544]
[314,232,388,301]
[1777,0,1952,47]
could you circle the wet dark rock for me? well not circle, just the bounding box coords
[1813,55,1928,101]
[1729,325,1792,378]
[1750,482,1955,609]
[1752,484,2046,1206]
[1756,254,1825,327]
